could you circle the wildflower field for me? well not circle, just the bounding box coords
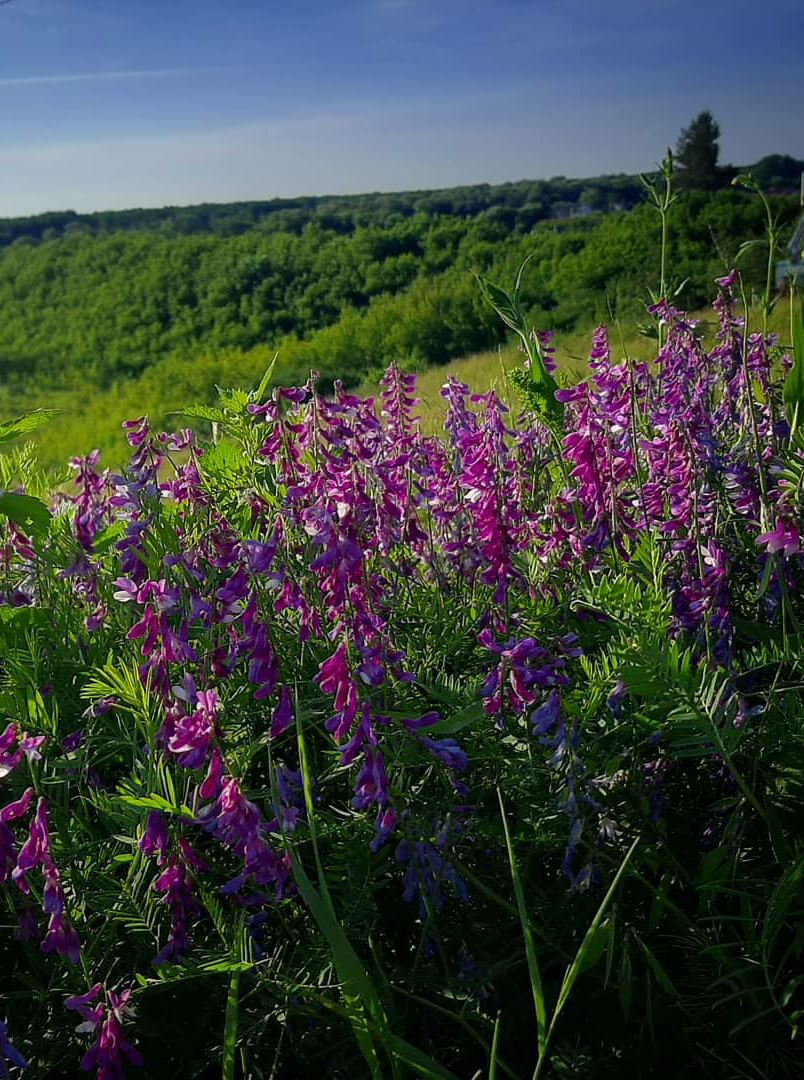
[1,182,804,1078]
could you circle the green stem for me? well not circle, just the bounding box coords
[222,971,240,1080]
[736,276,772,529]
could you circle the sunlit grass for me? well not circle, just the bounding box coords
[5,297,793,464]
[360,297,794,436]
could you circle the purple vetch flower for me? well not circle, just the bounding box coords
[723,459,761,520]
[350,745,400,852]
[396,838,470,918]
[0,1018,27,1074]
[530,689,562,736]
[0,723,22,779]
[266,764,307,835]
[12,797,51,890]
[197,777,290,897]
[10,798,81,961]
[138,812,169,866]
[41,859,66,915]
[528,690,600,888]
[152,856,199,966]
[316,643,359,740]
[440,376,478,444]
[114,578,196,702]
[243,538,279,574]
[380,363,420,446]
[85,605,107,632]
[65,984,105,1030]
[138,820,207,965]
[420,737,468,773]
[371,806,399,853]
[122,416,149,447]
[245,622,280,701]
[68,449,114,553]
[269,687,294,740]
[561,815,591,889]
[395,810,471,919]
[0,788,34,824]
[18,735,45,764]
[0,722,18,754]
[337,703,375,767]
[400,711,440,733]
[757,519,801,557]
[0,788,34,886]
[605,680,628,718]
[479,632,573,726]
[67,985,143,1078]
[352,745,389,813]
[734,697,764,730]
[62,730,84,754]
[715,269,739,289]
[167,690,219,769]
[198,748,224,801]
[453,390,524,612]
[40,912,81,964]
[356,649,385,687]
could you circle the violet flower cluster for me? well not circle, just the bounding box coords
[0,275,801,1075]
[1,725,80,964]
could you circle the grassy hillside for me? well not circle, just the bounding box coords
[18,296,793,469]
[1,177,800,467]
[361,298,795,436]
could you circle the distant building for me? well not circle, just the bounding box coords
[775,174,804,287]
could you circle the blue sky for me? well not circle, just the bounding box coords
[0,0,801,216]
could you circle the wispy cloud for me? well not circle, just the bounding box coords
[0,66,225,90]
[1,0,66,16]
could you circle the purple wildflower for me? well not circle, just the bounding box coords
[269,687,294,740]
[0,1019,27,1074]
[138,812,169,866]
[67,986,143,1078]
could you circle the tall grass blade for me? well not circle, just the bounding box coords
[533,837,640,1078]
[489,1012,502,1080]
[288,851,385,1079]
[221,971,240,1080]
[497,787,547,1056]
[294,707,456,1079]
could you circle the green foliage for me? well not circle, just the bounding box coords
[478,258,562,426]
[0,409,59,448]
[0,491,51,536]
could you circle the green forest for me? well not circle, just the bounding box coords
[2,153,802,465]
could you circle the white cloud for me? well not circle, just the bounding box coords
[0,66,226,89]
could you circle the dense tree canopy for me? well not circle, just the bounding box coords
[0,187,796,390]
[0,170,800,467]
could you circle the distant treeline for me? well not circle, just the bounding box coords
[2,153,801,469]
[1,186,800,401]
[0,174,647,247]
[2,153,801,249]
